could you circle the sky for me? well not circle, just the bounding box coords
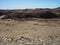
[0,0,60,9]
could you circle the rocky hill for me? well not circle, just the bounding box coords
[0,7,60,19]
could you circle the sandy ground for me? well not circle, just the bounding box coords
[0,19,60,45]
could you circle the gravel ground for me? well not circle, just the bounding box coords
[0,19,60,45]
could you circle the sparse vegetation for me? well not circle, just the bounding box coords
[0,7,60,45]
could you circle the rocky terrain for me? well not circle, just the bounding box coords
[0,7,60,19]
[0,7,60,45]
[0,19,60,45]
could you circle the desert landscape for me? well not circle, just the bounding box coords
[0,7,60,45]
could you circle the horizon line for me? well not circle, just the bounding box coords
[0,7,60,10]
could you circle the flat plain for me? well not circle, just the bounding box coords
[0,19,60,45]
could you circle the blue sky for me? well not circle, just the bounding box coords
[0,0,60,9]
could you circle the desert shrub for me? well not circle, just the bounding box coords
[59,14,60,18]
[0,12,5,16]
[39,11,57,19]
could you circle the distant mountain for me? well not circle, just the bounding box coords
[56,7,60,9]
